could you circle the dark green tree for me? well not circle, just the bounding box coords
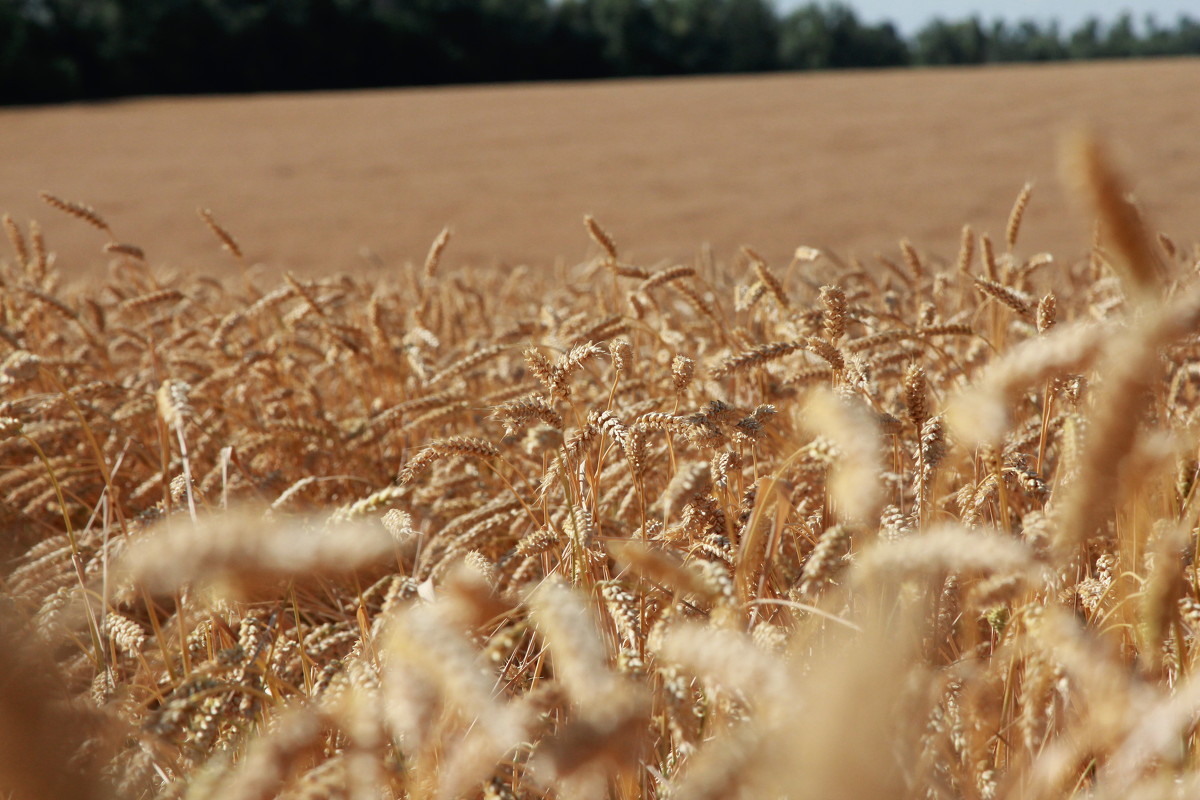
[4,0,1200,105]
[0,1,81,101]
[1068,17,1103,59]
[1170,16,1200,54]
[653,0,726,73]
[988,19,1067,62]
[913,16,988,65]
[1101,12,1139,57]
[778,3,907,70]
[581,0,673,75]
[654,0,779,73]
[719,0,779,72]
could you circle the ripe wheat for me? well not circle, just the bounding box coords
[2,148,1200,800]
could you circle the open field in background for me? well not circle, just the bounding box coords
[7,58,1200,800]
[5,123,1200,798]
[2,57,1199,278]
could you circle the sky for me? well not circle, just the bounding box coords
[778,1,1200,36]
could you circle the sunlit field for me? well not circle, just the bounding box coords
[3,59,1200,800]
[1,58,1198,276]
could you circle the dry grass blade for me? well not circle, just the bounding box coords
[658,622,789,709]
[39,191,112,234]
[900,237,922,279]
[980,231,998,280]
[747,247,789,309]
[904,363,928,427]
[801,336,844,370]
[383,600,531,799]
[1061,130,1166,300]
[426,342,508,386]
[661,610,926,800]
[608,540,721,601]
[947,319,1109,444]
[527,580,617,699]
[801,389,882,523]
[852,523,1045,586]
[820,284,847,342]
[115,511,396,596]
[974,276,1033,316]
[422,226,452,283]
[1053,282,1200,558]
[1007,181,1034,250]
[492,394,564,433]
[956,224,975,273]
[120,288,183,313]
[584,214,619,262]
[103,241,146,260]
[3,213,29,265]
[527,581,650,798]
[198,207,243,258]
[397,436,501,484]
[639,265,695,293]
[1037,292,1057,333]
[712,340,800,377]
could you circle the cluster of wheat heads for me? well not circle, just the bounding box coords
[4,139,1200,800]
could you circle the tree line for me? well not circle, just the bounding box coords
[2,0,1198,104]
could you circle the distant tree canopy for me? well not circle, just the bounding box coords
[2,1,1198,104]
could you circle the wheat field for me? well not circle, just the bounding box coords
[4,131,1200,800]
[4,58,1199,277]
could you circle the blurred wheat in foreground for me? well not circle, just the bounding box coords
[5,137,1200,800]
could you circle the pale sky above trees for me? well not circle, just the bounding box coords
[779,1,1199,35]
